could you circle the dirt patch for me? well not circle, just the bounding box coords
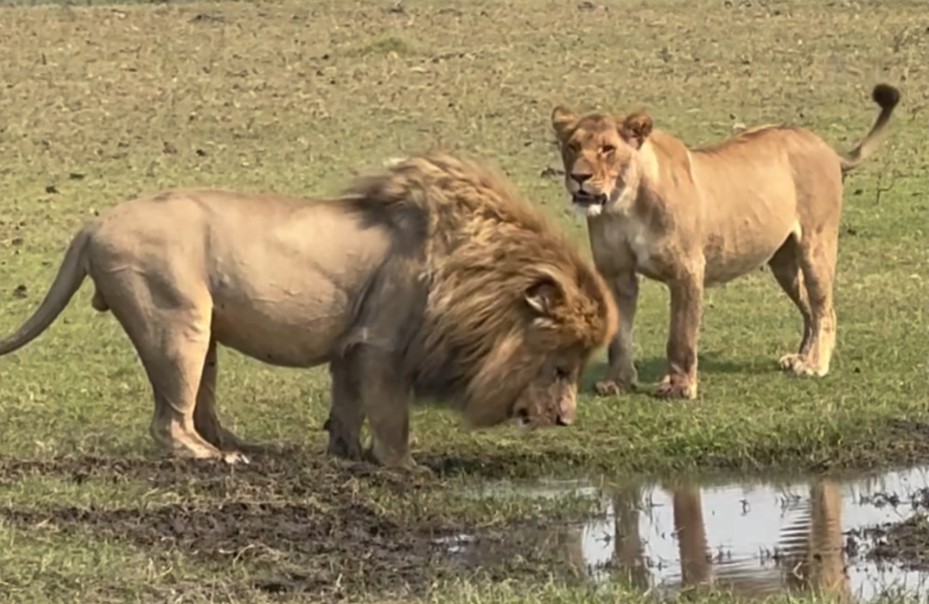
[0,446,600,484]
[844,486,929,573]
[0,452,578,599]
[0,448,427,499]
[856,513,929,572]
[0,452,448,598]
[2,499,435,598]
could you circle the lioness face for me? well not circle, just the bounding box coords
[551,106,654,217]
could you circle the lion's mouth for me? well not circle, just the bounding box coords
[515,407,532,430]
[571,192,608,208]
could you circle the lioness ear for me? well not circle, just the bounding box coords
[524,278,564,318]
[620,111,653,150]
[551,106,578,142]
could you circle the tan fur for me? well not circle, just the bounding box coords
[550,84,899,399]
[0,152,617,468]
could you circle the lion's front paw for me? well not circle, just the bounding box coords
[221,451,251,465]
[363,446,424,475]
[404,461,436,479]
[327,435,364,461]
[594,379,635,397]
[655,375,697,400]
[379,460,435,480]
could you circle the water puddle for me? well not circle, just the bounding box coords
[446,465,929,601]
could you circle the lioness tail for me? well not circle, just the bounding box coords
[0,230,90,356]
[840,83,900,173]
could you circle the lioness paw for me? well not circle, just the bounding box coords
[655,376,697,400]
[778,353,826,377]
[594,379,634,397]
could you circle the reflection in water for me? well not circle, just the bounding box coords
[457,466,929,602]
[673,484,712,588]
[782,480,850,600]
[613,485,650,590]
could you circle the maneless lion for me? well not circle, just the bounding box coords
[0,152,617,468]
[550,84,899,400]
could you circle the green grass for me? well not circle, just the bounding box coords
[0,0,927,601]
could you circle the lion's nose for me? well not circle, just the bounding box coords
[570,173,592,185]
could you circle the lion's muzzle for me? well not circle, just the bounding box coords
[567,174,608,211]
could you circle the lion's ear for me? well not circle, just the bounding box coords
[524,278,564,318]
[620,111,653,150]
[551,106,578,142]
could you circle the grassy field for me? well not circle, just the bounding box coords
[0,0,927,602]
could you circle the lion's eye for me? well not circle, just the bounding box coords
[601,144,616,155]
[568,141,581,153]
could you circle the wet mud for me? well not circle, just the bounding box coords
[853,487,929,572]
[859,514,929,571]
[2,500,428,597]
[0,451,564,599]
[7,454,929,601]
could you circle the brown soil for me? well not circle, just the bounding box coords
[846,487,929,572]
[0,451,569,600]
[858,514,929,571]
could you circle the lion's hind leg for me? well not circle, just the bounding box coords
[103,275,245,464]
[768,236,815,373]
[193,337,264,458]
[141,325,243,463]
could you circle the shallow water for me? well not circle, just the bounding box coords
[446,465,929,601]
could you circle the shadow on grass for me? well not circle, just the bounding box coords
[581,351,778,391]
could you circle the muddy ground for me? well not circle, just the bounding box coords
[851,488,929,573]
[0,452,592,600]
[10,452,929,600]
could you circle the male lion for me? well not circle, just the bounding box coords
[550,84,899,399]
[0,153,617,468]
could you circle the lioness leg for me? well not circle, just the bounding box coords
[325,353,365,461]
[791,235,839,377]
[768,237,814,369]
[193,337,262,455]
[595,271,639,396]
[656,268,704,400]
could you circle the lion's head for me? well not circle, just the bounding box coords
[550,106,654,217]
[355,153,619,430]
[442,262,616,431]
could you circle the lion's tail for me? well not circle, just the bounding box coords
[839,83,900,174]
[0,230,90,356]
